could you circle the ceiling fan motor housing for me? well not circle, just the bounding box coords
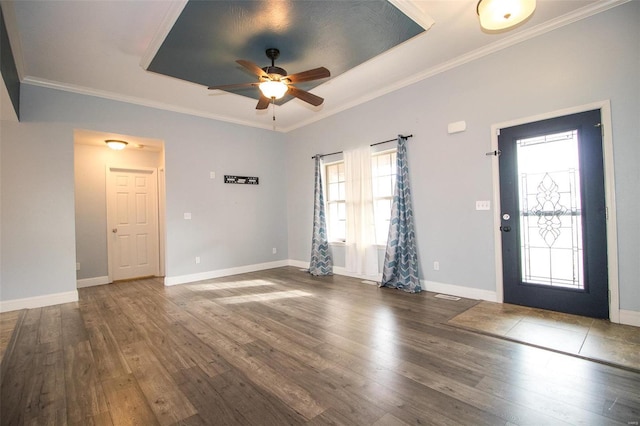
[263,49,287,79]
[262,66,288,80]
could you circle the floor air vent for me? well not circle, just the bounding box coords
[435,294,461,301]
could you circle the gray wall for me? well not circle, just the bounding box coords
[74,143,163,280]
[1,85,288,302]
[1,121,77,300]
[286,2,640,311]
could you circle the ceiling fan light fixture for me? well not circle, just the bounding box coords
[105,139,128,150]
[259,80,288,99]
[477,0,536,31]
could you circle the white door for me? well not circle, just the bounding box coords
[107,167,159,281]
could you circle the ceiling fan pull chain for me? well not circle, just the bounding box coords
[272,97,276,121]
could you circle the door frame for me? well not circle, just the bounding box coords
[106,165,163,282]
[490,100,620,323]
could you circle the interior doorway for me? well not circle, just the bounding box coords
[74,129,166,287]
[107,167,160,281]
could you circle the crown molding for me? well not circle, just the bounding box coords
[22,76,275,131]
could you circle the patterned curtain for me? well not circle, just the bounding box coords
[309,155,333,276]
[380,136,421,292]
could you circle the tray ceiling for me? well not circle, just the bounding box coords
[2,0,615,132]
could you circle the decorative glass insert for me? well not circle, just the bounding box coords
[516,130,584,289]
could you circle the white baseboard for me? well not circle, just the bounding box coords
[422,280,498,302]
[289,260,497,300]
[164,260,290,286]
[77,276,110,288]
[0,290,79,313]
[619,309,640,327]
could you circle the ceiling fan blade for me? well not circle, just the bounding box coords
[208,82,257,90]
[287,86,324,107]
[256,95,271,110]
[285,67,330,83]
[237,59,269,79]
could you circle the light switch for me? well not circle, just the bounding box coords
[475,200,491,210]
[210,171,216,179]
[184,212,192,220]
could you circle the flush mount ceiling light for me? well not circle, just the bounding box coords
[105,139,128,150]
[477,0,536,31]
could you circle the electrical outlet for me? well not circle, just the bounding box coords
[272,247,277,254]
[210,171,216,179]
[76,262,81,271]
[433,261,440,271]
[184,212,192,220]
[195,256,200,264]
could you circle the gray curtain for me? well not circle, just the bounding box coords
[309,155,333,276]
[380,136,421,292]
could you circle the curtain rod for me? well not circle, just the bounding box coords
[311,134,413,159]
[370,134,413,147]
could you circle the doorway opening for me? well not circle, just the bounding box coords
[73,129,166,287]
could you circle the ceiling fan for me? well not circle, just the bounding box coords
[208,48,330,110]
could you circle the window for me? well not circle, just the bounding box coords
[325,161,346,242]
[324,149,397,245]
[371,150,397,244]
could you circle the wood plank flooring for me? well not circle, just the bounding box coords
[1,267,639,425]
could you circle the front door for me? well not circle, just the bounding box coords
[107,167,160,281]
[498,109,608,318]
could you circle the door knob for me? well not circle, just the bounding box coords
[500,225,511,232]
[112,228,118,233]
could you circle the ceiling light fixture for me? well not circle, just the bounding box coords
[259,80,288,100]
[477,0,536,31]
[105,139,128,150]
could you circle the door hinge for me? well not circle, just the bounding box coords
[595,122,604,137]
[485,150,502,157]
[605,206,609,220]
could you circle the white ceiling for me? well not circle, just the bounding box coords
[2,0,625,132]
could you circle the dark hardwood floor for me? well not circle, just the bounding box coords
[1,267,639,425]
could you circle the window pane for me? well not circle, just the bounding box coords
[337,201,346,220]
[371,150,397,245]
[328,183,339,201]
[325,161,345,242]
[336,221,346,242]
[327,164,337,182]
